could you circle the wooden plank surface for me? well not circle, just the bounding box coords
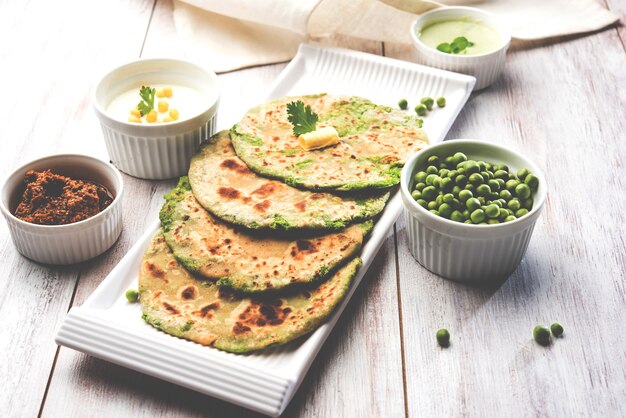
[0,0,155,416]
[0,0,624,416]
[385,20,626,418]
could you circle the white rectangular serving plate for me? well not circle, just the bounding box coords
[55,44,475,417]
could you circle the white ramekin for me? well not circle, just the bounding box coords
[1,155,124,265]
[411,7,511,90]
[93,58,219,180]
[400,140,547,282]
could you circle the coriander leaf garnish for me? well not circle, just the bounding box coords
[137,85,156,116]
[437,37,474,55]
[287,100,318,137]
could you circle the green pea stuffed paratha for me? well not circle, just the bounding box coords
[139,231,361,353]
[230,94,428,192]
[188,131,389,231]
[160,177,371,293]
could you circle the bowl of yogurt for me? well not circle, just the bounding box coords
[93,58,219,179]
[411,7,511,90]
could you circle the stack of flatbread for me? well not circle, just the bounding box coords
[139,94,428,353]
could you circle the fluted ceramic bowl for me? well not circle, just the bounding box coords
[411,7,511,90]
[93,58,219,179]
[1,154,124,264]
[400,139,547,282]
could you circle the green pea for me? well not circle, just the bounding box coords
[470,209,486,223]
[411,190,422,200]
[464,219,473,224]
[425,174,438,186]
[433,177,443,188]
[551,323,564,337]
[500,189,512,201]
[525,174,539,191]
[435,194,444,206]
[430,209,439,216]
[414,171,428,183]
[428,201,438,210]
[398,98,408,110]
[427,155,440,166]
[504,215,516,222]
[442,193,455,204]
[438,168,449,178]
[515,183,531,199]
[507,198,521,211]
[453,152,468,164]
[426,165,438,174]
[515,208,529,218]
[444,156,455,168]
[416,199,428,208]
[436,328,450,347]
[452,198,462,209]
[468,173,484,186]
[414,182,426,191]
[476,184,491,196]
[459,189,473,202]
[489,192,500,201]
[533,325,551,346]
[421,96,434,110]
[466,197,481,212]
[436,97,446,108]
[452,185,462,197]
[495,178,506,189]
[455,174,468,187]
[498,209,509,221]
[451,210,465,222]
[506,179,520,192]
[487,219,500,225]
[462,209,470,218]
[494,169,509,181]
[517,167,530,180]
[485,204,500,218]
[493,163,509,172]
[481,170,493,180]
[498,198,508,207]
[415,103,427,116]
[439,203,453,218]
[422,186,438,201]
[464,160,480,174]
[447,169,458,179]
[440,177,453,192]
[492,200,502,208]
[477,161,486,171]
[488,179,500,192]
[522,198,533,210]
[125,289,139,303]
[464,184,475,192]
[457,167,466,175]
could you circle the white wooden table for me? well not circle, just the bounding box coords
[1,0,625,416]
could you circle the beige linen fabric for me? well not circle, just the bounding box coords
[172,0,619,72]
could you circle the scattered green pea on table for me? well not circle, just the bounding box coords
[436,329,450,347]
[533,325,551,346]
[410,152,539,224]
[551,322,564,337]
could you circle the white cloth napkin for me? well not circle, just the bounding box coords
[173,0,619,73]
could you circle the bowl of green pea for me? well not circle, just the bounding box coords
[400,139,547,282]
